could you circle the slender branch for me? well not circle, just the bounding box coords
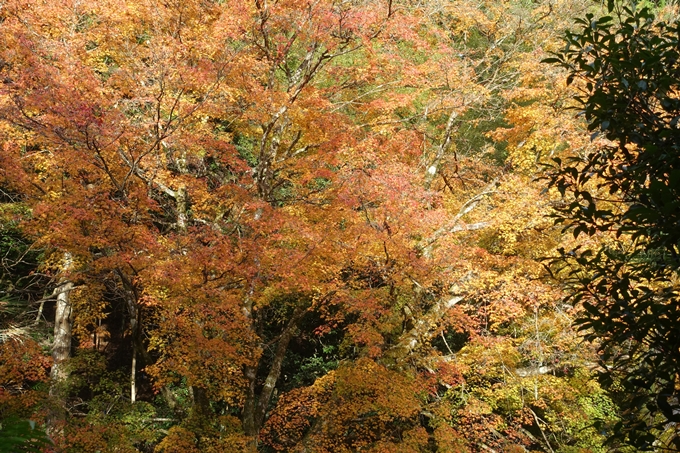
[422,178,499,251]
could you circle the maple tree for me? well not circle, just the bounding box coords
[0,0,629,451]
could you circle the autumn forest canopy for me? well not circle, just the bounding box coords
[2,0,680,451]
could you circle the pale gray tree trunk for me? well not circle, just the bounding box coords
[50,252,74,385]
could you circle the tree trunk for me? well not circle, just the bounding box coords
[424,110,457,190]
[242,364,259,439]
[243,306,306,448]
[176,185,188,231]
[190,385,210,417]
[131,342,137,403]
[128,298,138,404]
[116,269,141,404]
[387,294,464,364]
[50,253,74,386]
[47,253,74,436]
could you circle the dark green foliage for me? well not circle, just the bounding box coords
[260,301,343,393]
[233,133,258,167]
[545,3,680,251]
[0,417,52,453]
[0,203,44,300]
[545,1,680,449]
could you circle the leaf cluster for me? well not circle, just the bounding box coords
[545,1,680,449]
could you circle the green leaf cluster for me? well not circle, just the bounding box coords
[546,1,680,449]
[0,417,52,453]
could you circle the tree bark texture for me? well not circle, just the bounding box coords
[50,253,74,385]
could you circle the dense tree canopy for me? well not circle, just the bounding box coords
[0,0,658,451]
